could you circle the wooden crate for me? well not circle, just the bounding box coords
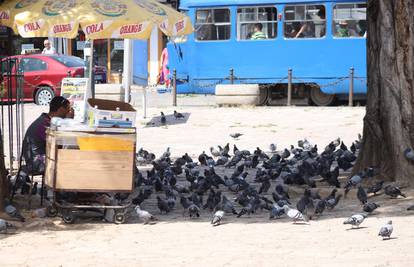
[45,129,135,192]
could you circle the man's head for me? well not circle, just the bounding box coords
[49,96,70,118]
[254,23,263,32]
[44,39,51,49]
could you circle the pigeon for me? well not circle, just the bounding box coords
[384,185,406,198]
[210,147,221,157]
[314,199,327,216]
[173,110,184,119]
[378,220,393,240]
[363,202,380,213]
[4,202,25,222]
[157,196,171,213]
[230,133,243,139]
[325,189,342,210]
[211,210,225,226]
[135,205,156,224]
[269,203,285,219]
[357,186,368,204]
[281,148,290,159]
[269,143,277,153]
[343,214,366,228]
[344,174,362,195]
[188,204,200,218]
[220,195,238,215]
[283,205,308,223]
[160,112,166,124]
[407,205,414,211]
[367,181,384,195]
[404,148,414,163]
[0,219,14,234]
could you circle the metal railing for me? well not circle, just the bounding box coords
[169,67,364,107]
[1,57,25,176]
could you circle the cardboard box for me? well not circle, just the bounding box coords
[45,129,135,192]
[87,98,136,128]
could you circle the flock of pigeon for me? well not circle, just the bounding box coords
[2,132,414,241]
[130,134,414,240]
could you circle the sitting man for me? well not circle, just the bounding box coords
[250,23,266,40]
[18,96,71,193]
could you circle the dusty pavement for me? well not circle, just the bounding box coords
[1,103,414,267]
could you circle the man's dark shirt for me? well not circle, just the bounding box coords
[22,113,51,157]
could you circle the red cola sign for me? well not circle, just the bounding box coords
[85,23,104,34]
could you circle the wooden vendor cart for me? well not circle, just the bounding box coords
[44,127,136,224]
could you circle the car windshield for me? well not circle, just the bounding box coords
[50,55,85,68]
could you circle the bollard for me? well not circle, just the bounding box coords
[142,87,147,119]
[348,67,354,107]
[173,69,177,107]
[118,69,123,84]
[230,68,234,84]
[287,68,292,106]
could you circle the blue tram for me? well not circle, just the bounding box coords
[167,0,367,105]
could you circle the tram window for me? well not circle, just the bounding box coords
[333,3,367,38]
[237,6,277,40]
[284,4,326,38]
[195,9,231,41]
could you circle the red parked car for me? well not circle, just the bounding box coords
[1,54,106,105]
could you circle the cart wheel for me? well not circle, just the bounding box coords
[62,210,76,224]
[114,213,125,224]
[46,205,58,217]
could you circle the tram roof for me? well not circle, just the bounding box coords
[180,0,365,9]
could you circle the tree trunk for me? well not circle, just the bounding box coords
[354,0,414,186]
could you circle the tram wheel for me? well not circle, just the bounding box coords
[310,87,335,106]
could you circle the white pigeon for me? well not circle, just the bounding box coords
[343,214,366,228]
[282,205,308,223]
[211,210,225,226]
[378,220,393,240]
[210,147,221,157]
[135,205,156,224]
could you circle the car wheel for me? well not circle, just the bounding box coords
[35,86,55,106]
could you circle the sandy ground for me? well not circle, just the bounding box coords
[1,103,414,267]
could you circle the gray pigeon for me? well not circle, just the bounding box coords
[404,148,414,163]
[160,112,166,124]
[220,195,238,215]
[269,203,285,219]
[344,174,362,195]
[384,185,406,198]
[5,203,25,222]
[269,143,277,153]
[188,204,200,218]
[343,214,366,228]
[378,220,393,240]
[363,202,380,213]
[0,219,14,234]
[230,133,243,139]
[135,205,156,224]
[357,186,368,204]
[407,205,414,211]
[173,110,184,119]
[211,210,225,226]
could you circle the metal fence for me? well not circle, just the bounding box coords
[168,67,365,107]
[0,57,25,176]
